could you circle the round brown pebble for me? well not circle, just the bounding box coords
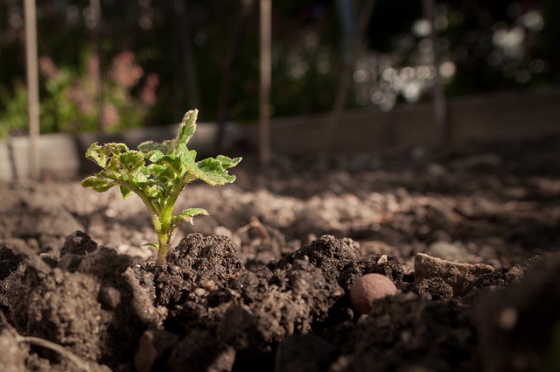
[350,273,398,314]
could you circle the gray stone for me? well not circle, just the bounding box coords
[414,253,494,296]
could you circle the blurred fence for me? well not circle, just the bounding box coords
[1,89,560,182]
[244,89,560,154]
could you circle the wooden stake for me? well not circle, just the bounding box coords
[24,0,40,180]
[259,0,271,166]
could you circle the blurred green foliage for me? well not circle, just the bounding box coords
[0,82,27,138]
[0,48,157,138]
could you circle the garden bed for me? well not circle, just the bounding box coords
[0,135,559,371]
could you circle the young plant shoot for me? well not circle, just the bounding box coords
[82,109,241,265]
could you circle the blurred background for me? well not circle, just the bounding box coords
[0,0,559,140]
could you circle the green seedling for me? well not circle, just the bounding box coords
[82,109,241,265]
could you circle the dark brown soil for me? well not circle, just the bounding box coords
[0,136,559,371]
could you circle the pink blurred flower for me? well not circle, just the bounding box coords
[110,51,144,88]
[140,73,160,106]
[102,103,120,128]
[38,56,58,79]
[87,54,100,76]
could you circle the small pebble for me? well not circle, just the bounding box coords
[350,273,398,314]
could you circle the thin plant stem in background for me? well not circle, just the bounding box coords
[326,0,377,155]
[259,0,271,166]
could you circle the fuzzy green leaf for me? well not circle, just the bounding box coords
[148,150,165,163]
[105,143,129,158]
[215,155,242,169]
[120,185,132,200]
[133,171,148,184]
[176,109,198,146]
[85,143,108,168]
[194,157,240,186]
[146,163,166,174]
[173,208,208,225]
[144,184,161,199]
[82,175,115,192]
[120,151,144,172]
[138,140,173,155]
[143,242,160,250]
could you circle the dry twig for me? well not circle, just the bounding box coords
[0,311,93,372]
